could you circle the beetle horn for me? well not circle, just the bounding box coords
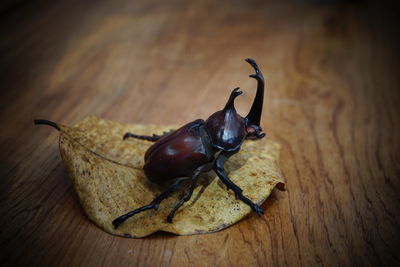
[245,58,264,126]
[223,87,242,111]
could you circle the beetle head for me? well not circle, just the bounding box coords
[205,59,265,151]
[245,124,266,139]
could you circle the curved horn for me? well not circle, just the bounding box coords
[245,58,264,126]
[223,87,242,111]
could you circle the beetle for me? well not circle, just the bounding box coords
[112,58,266,229]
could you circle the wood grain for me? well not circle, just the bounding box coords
[1,0,399,266]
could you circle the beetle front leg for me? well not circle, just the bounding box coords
[213,150,264,216]
[112,177,186,229]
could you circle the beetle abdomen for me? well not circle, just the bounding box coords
[143,119,213,184]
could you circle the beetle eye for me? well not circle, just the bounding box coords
[246,127,256,134]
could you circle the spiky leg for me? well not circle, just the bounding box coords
[166,165,207,223]
[213,150,264,216]
[123,130,174,142]
[112,178,186,229]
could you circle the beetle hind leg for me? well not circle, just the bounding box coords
[166,165,207,223]
[123,130,174,142]
[112,178,186,229]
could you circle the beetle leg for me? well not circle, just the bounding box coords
[166,165,207,223]
[123,130,173,142]
[112,178,186,229]
[213,150,265,216]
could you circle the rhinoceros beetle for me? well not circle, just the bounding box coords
[112,58,266,229]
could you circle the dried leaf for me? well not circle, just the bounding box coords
[50,116,284,237]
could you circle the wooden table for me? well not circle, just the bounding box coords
[1,0,399,266]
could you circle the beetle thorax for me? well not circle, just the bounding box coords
[204,88,247,151]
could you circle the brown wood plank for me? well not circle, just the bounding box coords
[1,0,399,266]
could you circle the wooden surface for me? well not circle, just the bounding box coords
[1,0,399,266]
